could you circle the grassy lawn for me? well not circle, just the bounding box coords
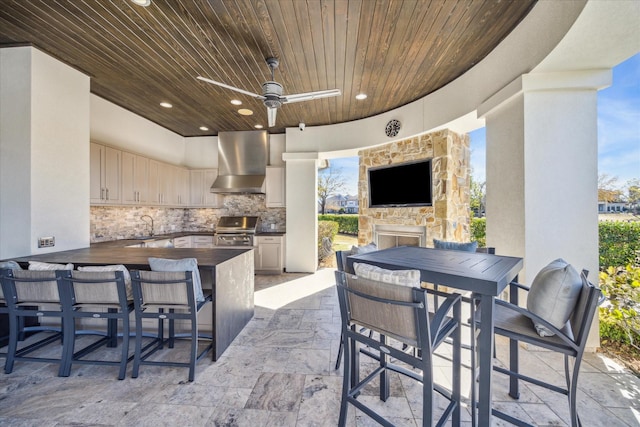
[332,233,358,251]
[319,233,358,269]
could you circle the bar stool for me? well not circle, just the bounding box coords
[130,270,213,382]
[57,269,134,379]
[0,268,68,375]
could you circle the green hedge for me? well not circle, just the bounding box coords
[318,214,359,235]
[470,217,486,248]
[599,221,640,268]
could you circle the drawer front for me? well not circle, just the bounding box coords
[192,236,214,244]
[257,236,282,244]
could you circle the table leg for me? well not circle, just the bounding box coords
[477,295,495,426]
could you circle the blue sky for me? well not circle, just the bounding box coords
[327,53,639,196]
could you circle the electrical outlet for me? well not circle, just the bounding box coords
[38,236,55,248]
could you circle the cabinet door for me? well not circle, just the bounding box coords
[190,170,205,206]
[89,143,105,204]
[148,160,161,204]
[123,153,149,205]
[203,169,222,207]
[135,155,149,204]
[192,235,214,248]
[173,236,192,248]
[104,147,121,203]
[259,243,282,270]
[121,151,137,204]
[177,167,189,206]
[265,167,285,207]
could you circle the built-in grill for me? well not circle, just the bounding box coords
[214,216,259,247]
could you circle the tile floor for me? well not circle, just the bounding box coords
[0,268,638,426]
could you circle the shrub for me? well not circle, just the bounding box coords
[318,214,359,235]
[470,217,486,248]
[318,220,339,260]
[599,265,640,350]
[599,221,640,268]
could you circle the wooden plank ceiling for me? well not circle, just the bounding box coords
[0,0,535,137]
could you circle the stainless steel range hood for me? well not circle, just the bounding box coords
[211,130,269,194]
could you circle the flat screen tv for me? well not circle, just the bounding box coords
[368,159,433,208]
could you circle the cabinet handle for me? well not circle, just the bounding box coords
[101,188,105,200]
[106,188,109,200]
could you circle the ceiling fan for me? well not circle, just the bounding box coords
[197,57,341,127]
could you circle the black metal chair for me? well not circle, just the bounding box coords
[336,270,462,426]
[57,270,134,379]
[474,270,602,427]
[130,270,213,382]
[0,269,68,375]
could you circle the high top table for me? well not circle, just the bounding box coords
[347,245,523,427]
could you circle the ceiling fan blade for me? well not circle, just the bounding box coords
[267,107,277,127]
[196,76,265,99]
[282,89,341,104]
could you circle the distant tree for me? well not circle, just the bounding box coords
[627,178,640,214]
[470,175,486,217]
[318,167,346,214]
[598,173,623,202]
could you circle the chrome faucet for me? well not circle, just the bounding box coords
[140,215,154,236]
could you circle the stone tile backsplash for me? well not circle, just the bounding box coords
[91,194,286,242]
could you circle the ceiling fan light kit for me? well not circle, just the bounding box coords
[197,57,341,128]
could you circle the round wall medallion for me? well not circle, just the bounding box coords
[385,119,401,137]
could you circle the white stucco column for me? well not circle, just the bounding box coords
[479,70,611,350]
[282,153,320,272]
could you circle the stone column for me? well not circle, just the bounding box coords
[479,70,611,350]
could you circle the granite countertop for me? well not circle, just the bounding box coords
[91,231,214,248]
[255,231,286,236]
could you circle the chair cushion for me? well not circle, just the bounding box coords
[28,261,74,270]
[0,260,22,270]
[526,259,582,337]
[351,242,377,254]
[433,238,478,252]
[353,262,421,287]
[148,257,204,302]
[78,264,132,300]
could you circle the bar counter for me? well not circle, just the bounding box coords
[9,246,255,360]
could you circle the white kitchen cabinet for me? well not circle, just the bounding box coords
[190,169,222,207]
[174,166,190,206]
[90,142,121,204]
[192,235,214,248]
[265,166,285,207]
[255,235,284,273]
[121,151,149,205]
[148,159,173,205]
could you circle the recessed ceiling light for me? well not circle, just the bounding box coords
[160,102,172,108]
[238,109,253,116]
[131,0,151,6]
[254,124,264,129]
[199,126,209,131]
[356,93,367,100]
[231,99,242,105]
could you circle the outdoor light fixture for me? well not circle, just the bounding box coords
[160,102,172,108]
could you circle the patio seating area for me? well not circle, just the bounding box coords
[0,269,638,426]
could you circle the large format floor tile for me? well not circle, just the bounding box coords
[0,269,637,426]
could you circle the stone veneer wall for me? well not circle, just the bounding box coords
[358,129,471,246]
[91,194,286,242]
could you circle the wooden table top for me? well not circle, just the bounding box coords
[348,245,523,296]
